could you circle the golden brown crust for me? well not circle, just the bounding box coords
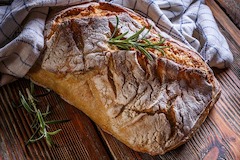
[27,2,221,155]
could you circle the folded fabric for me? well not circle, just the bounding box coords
[0,0,234,86]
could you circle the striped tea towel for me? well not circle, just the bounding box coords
[0,0,234,86]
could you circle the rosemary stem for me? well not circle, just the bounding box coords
[26,88,38,112]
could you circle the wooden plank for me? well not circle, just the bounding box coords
[206,0,240,48]
[97,126,147,160]
[0,79,110,160]
[215,0,240,28]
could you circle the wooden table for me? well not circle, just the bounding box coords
[1,0,239,159]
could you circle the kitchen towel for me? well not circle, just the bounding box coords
[0,0,234,86]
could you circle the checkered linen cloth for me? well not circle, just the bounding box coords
[0,0,234,86]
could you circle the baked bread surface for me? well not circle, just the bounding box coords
[27,2,221,155]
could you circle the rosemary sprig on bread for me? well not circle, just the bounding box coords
[109,16,168,61]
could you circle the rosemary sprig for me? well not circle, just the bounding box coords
[109,16,168,61]
[18,83,70,147]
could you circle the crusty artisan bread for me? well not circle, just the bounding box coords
[27,2,221,155]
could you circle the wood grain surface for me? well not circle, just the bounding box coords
[0,1,240,160]
[214,0,240,29]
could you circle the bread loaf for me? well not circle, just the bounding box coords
[27,2,221,155]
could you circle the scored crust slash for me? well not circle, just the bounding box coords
[27,2,221,155]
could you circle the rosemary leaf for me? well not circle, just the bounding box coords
[30,81,34,95]
[114,31,128,40]
[46,119,70,125]
[45,133,54,147]
[30,115,39,128]
[37,109,45,129]
[42,104,51,117]
[19,91,34,113]
[136,45,153,61]
[113,43,131,50]
[142,38,151,45]
[28,134,44,143]
[142,25,152,39]
[110,15,119,39]
[126,26,145,41]
[25,126,40,145]
[47,129,62,136]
